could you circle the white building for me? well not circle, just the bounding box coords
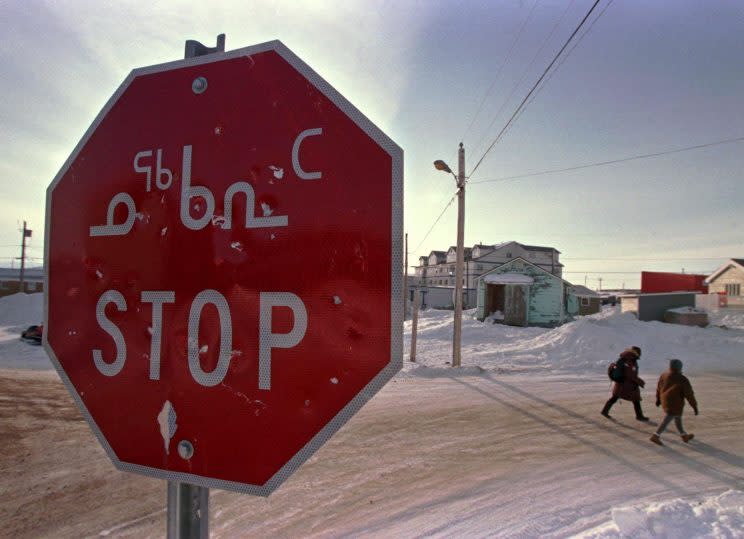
[412,241,562,309]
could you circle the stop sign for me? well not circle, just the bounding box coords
[44,40,402,495]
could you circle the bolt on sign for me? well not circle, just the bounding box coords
[44,40,403,495]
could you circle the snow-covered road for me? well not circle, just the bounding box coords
[3,368,743,537]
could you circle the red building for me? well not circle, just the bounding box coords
[641,271,708,294]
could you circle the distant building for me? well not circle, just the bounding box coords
[0,267,44,297]
[568,285,602,316]
[413,241,562,309]
[705,259,744,307]
[641,271,708,294]
[620,292,697,322]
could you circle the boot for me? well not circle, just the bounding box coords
[634,401,649,421]
[682,433,695,443]
[650,434,663,446]
[601,399,614,418]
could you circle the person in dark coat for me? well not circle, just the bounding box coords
[650,359,698,446]
[601,347,649,421]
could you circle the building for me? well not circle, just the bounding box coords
[620,292,697,322]
[414,241,562,309]
[641,271,708,294]
[475,257,569,327]
[0,267,45,297]
[568,285,602,315]
[705,259,744,307]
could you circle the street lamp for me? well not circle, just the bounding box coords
[434,143,465,367]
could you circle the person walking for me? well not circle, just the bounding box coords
[601,347,649,421]
[650,359,698,446]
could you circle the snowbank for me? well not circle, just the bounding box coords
[403,306,744,377]
[0,292,42,326]
[0,293,50,370]
[575,489,744,538]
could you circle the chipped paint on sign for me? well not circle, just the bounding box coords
[157,401,177,454]
[269,165,284,179]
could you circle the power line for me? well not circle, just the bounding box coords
[469,0,602,178]
[563,256,727,261]
[514,0,616,127]
[468,0,576,162]
[461,0,540,144]
[411,192,458,255]
[468,135,744,184]
[563,270,715,274]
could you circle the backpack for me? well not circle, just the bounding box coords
[607,358,626,383]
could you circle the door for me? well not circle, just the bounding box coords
[504,285,528,326]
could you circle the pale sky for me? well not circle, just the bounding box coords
[1,0,742,289]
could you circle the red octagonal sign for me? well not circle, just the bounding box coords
[44,41,403,495]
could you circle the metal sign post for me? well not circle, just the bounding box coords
[167,481,209,539]
[163,33,227,539]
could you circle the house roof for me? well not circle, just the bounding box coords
[483,273,535,285]
[520,243,561,254]
[476,257,564,283]
[446,246,473,260]
[569,284,600,297]
[470,241,560,262]
[705,258,744,284]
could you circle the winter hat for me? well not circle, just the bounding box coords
[669,359,683,371]
[631,346,641,357]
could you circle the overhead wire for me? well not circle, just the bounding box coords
[468,0,576,162]
[411,192,458,255]
[468,135,744,185]
[513,0,615,127]
[460,0,540,144]
[469,0,603,178]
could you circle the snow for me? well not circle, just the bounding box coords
[483,272,535,284]
[3,292,744,537]
[575,490,744,538]
[0,293,50,370]
[668,306,706,314]
[403,305,744,377]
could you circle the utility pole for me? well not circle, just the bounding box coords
[19,221,30,293]
[598,276,603,291]
[452,143,465,367]
[403,233,408,320]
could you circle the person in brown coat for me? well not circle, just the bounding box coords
[601,347,649,421]
[650,359,698,446]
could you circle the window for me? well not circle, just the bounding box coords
[506,252,512,258]
[476,264,483,270]
[581,297,590,306]
[725,284,740,296]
